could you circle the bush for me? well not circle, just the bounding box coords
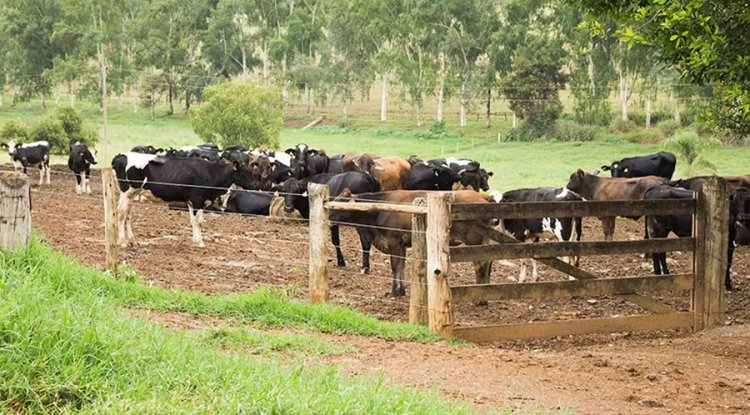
[622,128,662,144]
[629,110,672,127]
[29,118,68,154]
[190,81,282,149]
[552,120,599,142]
[502,125,547,142]
[610,118,637,133]
[657,119,681,138]
[664,130,721,176]
[414,121,459,140]
[55,106,83,139]
[0,119,30,143]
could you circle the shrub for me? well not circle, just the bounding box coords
[29,118,67,154]
[552,120,599,142]
[610,118,637,133]
[629,110,672,127]
[414,121,459,140]
[0,119,30,143]
[55,106,83,139]
[663,130,721,176]
[622,128,662,144]
[190,81,282,149]
[502,125,547,142]
[657,119,681,138]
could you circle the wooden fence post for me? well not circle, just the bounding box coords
[691,190,706,331]
[101,168,119,273]
[409,198,428,325]
[0,171,31,251]
[308,183,330,303]
[699,176,728,329]
[426,192,454,339]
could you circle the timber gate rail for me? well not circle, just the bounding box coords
[308,177,729,342]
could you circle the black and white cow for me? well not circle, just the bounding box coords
[443,157,494,191]
[131,145,164,154]
[404,159,461,190]
[222,190,273,215]
[112,152,254,247]
[601,151,677,179]
[282,171,381,273]
[1,140,51,185]
[285,143,330,179]
[645,185,750,291]
[67,141,98,194]
[491,187,584,282]
[269,151,293,186]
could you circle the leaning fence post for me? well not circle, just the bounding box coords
[101,168,119,273]
[0,171,31,251]
[409,198,428,325]
[426,191,454,339]
[700,176,728,329]
[308,183,330,303]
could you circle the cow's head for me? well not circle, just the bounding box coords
[427,160,461,190]
[478,168,493,192]
[249,154,274,191]
[407,154,422,166]
[601,162,629,177]
[354,154,382,176]
[281,177,307,213]
[286,143,310,178]
[2,141,17,155]
[732,187,750,227]
[229,160,254,190]
[566,169,588,193]
[456,161,483,190]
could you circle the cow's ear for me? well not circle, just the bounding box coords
[353,158,360,167]
[309,149,318,155]
[488,171,494,177]
[433,168,440,177]
[600,165,610,171]
[575,169,585,178]
[232,160,242,171]
[374,164,385,171]
[622,166,629,173]
[340,188,353,199]
[285,148,296,156]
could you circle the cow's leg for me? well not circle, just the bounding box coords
[85,168,92,194]
[45,161,50,185]
[331,225,346,267]
[601,217,615,241]
[390,250,407,297]
[659,253,670,275]
[74,172,82,194]
[726,241,736,291]
[473,261,492,285]
[531,258,540,282]
[187,202,205,248]
[37,165,44,186]
[358,229,372,274]
[518,259,527,283]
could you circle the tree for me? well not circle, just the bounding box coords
[664,130,719,176]
[569,16,616,126]
[190,82,282,149]
[579,0,750,136]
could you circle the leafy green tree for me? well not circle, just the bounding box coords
[664,130,720,176]
[190,82,282,149]
[30,118,67,154]
[569,17,616,126]
[0,120,29,143]
[203,0,259,81]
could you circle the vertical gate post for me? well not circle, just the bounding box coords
[426,192,454,339]
[101,168,119,273]
[691,191,706,331]
[699,176,728,328]
[409,198,428,325]
[0,171,31,251]
[308,183,330,304]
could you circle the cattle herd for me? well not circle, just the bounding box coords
[2,140,749,296]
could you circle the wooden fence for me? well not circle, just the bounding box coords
[309,176,729,342]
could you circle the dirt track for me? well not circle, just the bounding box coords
[20,165,750,414]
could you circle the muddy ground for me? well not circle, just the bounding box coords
[16,165,750,414]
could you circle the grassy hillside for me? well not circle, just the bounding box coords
[0,240,484,414]
[3,100,750,190]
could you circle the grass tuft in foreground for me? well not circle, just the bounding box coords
[0,240,480,413]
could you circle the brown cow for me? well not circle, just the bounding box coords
[566,169,668,241]
[343,153,412,190]
[249,154,274,191]
[330,190,493,297]
[670,175,750,193]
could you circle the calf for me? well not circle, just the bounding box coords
[112,153,254,247]
[344,153,411,190]
[285,143,329,178]
[330,190,493,297]
[601,151,676,179]
[67,141,98,194]
[404,159,461,190]
[248,154,274,191]
[283,171,380,273]
[566,169,668,241]
[131,145,164,154]
[444,157,493,191]
[493,187,583,282]
[327,154,346,174]
[644,185,748,290]
[2,141,51,185]
[223,190,273,216]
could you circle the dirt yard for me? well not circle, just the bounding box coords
[19,165,750,414]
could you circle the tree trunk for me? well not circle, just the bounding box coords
[241,48,248,82]
[281,54,289,103]
[55,83,61,105]
[150,91,155,119]
[100,49,108,141]
[380,71,388,122]
[117,93,122,112]
[305,83,312,116]
[416,102,423,127]
[618,68,628,121]
[459,81,467,127]
[262,42,269,83]
[185,91,190,114]
[0,93,3,109]
[645,95,652,128]
[512,112,517,128]
[133,81,139,113]
[11,86,16,107]
[40,93,46,109]
[167,73,174,115]
[674,107,681,124]
[436,53,445,122]
[69,80,75,108]
[485,88,492,129]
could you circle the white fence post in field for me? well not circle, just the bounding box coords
[308,183,331,303]
[0,171,31,251]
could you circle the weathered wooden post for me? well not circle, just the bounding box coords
[308,183,330,303]
[697,176,728,329]
[0,171,31,251]
[101,168,119,273]
[691,190,706,331]
[426,191,454,339]
[409,198,428,325]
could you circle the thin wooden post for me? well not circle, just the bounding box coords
[409,198,428,325]
[308,183,330,303]
[691,190,706,331]
[426,192,454,339]
[0,171,31,251]
[700,176,728,328]
[101,168,119,273]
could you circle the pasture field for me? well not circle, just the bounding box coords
[4,100,750,190]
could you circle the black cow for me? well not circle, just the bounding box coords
[1,140,51,185]
[221,146,250,166]
[269,152,293,186]
[131,145,164,154]
[283,171,381,273]
[112,152,254,247]
[187,147,221,162]
[601,151,676,179]
[285,143,330,178]
[443,157,493,191]
[327,154,346,174]
[644,185,749,290]
[493,187,583,282]
[67,141,98,194]
[223,190,273,216]
[404,159,461,190]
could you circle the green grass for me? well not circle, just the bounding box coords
[195,326,354,356]
[0,240,480,414]
[4,99,750,190]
